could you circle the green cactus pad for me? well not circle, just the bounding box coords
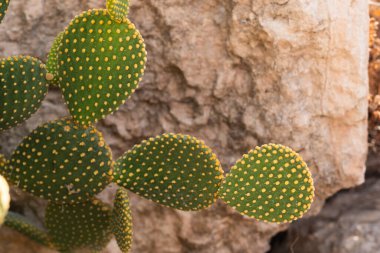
[0,0,10,23]
[46,32,64,86]
[9,118,113,203]
[112,188,132,253]
[58,9,147,126]
[0,56,49,131]
[0,154,13,184]
[114,133,224,211]
[45,199,112,252]
[218,144,314,223]
[0,175,9,225]
[106,0,129,23]
[4,212,53,247]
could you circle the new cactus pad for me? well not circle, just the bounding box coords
[106,0,130,23]
[46,32,64,86]
[57,9,147,126]
[4,212,52,247]
[0,56,49,131]
[112,188,133,253]
[45,199,112,252]
[114,133,224,211]
[8,118,113,203]
[218,144,314,223]
[0,0,10,23]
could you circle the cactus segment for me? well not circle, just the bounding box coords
[218,144,315,223]
[0,154,12,183]
[9,118,113,203]
[106,0,129,23]
[0,56,49,131]
[45,199,113,252]
[46,32,64,86]
[0,174,9,225]
[0,0,10,23]
[58,9,147,126]
[4,212,53,247]
[112,188,132,253]
[114,133,224,211]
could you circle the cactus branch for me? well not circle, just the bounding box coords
[4,212,53,248]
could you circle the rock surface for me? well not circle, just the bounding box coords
[270,177,380,253]
[0,0,368,252]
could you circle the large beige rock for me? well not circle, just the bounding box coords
[0,0,368,252]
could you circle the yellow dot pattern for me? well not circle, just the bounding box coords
[218,144,314,223]
[0,56,49,131]
[9,118,113,203]
[0,175,9,225]
[4,212,53,247]
[106,0,129,23]
[58,9,147,126]
[0,0,10,23]
[46,32,64,87]
[112,188,132,253]
[45,199,113,252]
[0,154,11,181]
[114,133,225,211]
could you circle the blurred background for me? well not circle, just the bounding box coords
[0,0,372,252]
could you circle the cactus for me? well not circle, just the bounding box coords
[7,118,113,203]
[218,144,314,223]
[106,0,130,23]
[57,8,147,126]
[114,133,224,211]
[0,0,316,252]
[0,174,9,225]
[4,212,53,247]
[0,56,49,131]
[0,0,10,23]
[112,188,133,253]
[46,32,64,87]
[45,199,112,252]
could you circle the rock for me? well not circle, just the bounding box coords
[270,178,380,253]
[0,0,368,252]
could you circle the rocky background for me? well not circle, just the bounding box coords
[0,0,369,253]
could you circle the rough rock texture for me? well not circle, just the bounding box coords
[270,177,380,253]
[0,0,368,253]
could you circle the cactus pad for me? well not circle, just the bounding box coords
[4,212,53,247]
[0,0,10,23]
[114,133,224,211]
[46,32,64,86]
[45,199,112,252]
[0,175,9,225]
[106,0,129,23]
[112,188,132,253]
[9,118,113,203]
[58,9,147,126]
[0,56,49,131]
[218,144,314,223]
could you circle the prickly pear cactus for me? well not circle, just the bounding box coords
[0,174,9,225]
[8,118,113,203]
[0,56,49,131]
[218,144,314,223]
[45,199,112,252]
[57,8,147,126]
[0,0,10,23]
[112,188,133,253]
[46,32,64,86]
[4,212,52,247]
[114,133,224,211]
[106,0,129,23]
